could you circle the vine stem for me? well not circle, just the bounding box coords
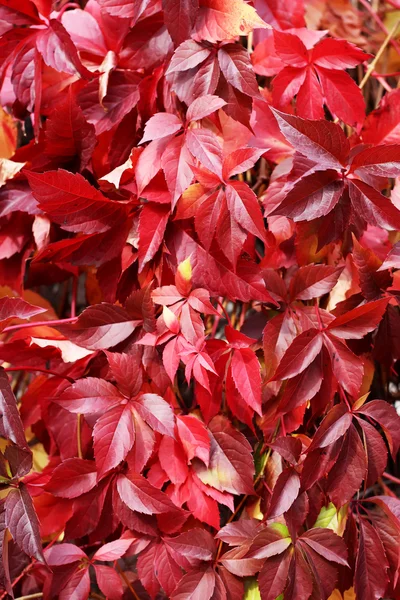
[358,0,400,56]
[14,594,43,600]
[216,299,232,326]
[383,471,400,485]
[71,276,78,318]
[0,562,35,600]
[215,419,281,563]
[77,414,83,459]
[4,366,74,383]
[360,18,400,89]
[115,563,141,600]
[2,316,78,334]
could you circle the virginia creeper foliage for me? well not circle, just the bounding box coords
[1,0,400,599]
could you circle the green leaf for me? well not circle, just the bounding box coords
[313,503,338,529]
[244,578,261,600]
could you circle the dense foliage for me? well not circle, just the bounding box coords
[1,0,400,598]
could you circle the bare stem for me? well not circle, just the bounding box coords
[77,413,83,459]
[2,317,78,334]
[4,366,74,383]
[383,471,400,485]
[360,19,400,89]
[115,563,141,600]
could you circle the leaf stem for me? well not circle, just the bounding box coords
[2,317,78,334]
[71,276,78,318]
[77,413,83,459]
[360,18,400,89]
[115,563,141,600]
[383,471,400,485]
[14,594,43,600]
[358,0,400,56]
[216,299,232,326]
[4,367,74,383]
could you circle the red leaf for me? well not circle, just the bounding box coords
[27,169,129,234]
[193,415,255,495]
[186,95,227,122]
[258,550,292,600]
[134,393,175,437]
[93,537,134,561]
[312,38,372,69]
[162,135,194,207]
[153,541,183,597]
[355,519,389,600]
[327,423,367,505]
[270,170,343,221]
[192,0,268,43]
[230,347,262,415]
[308,403,352,450]
[171,565,216,600]
[351,144,400,178]
[162,0,198,46]
[57,304,141,350]
[379,241,400,270]
[358,400,400,457]
[267,467,301,518]
[166,528,215,562]
[0,296,46,330]
[327,297,389,339]
[45,543,86,565]
[271,108,350,168]
[138,203,170,270]
[94,564,124,600]
[116,472,181,515]
[186,128,223,178]
[218,44,260,97]
[323,333,363,397]
[57,378,123,414]
[300,528,348,565]
[290,265,342,301]
[349,179,400,230]
[273,30,309,67]
[36,19,92,78]
[105,351,143,399]
[177,415,210,465]
[93,403,135,477]
[45,458,97,498]
[140,113,182,144]
[0,368,30,452]
[273,329,323,381]
[316,66,366,127]
[5,483,44,561]
[44,91,96,170]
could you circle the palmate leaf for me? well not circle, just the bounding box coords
[269,110,400,243]
[1,0,400,597]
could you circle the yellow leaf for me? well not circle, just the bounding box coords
[313,503,339,531]
[244,578,261,600]
[178,257,192,282]
[328,588,356,600]
[352,392,370,412]
[0,107,17,159]
[328,591,343,600]
[32,442,49,472]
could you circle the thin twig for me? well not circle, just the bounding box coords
[360,19,400,89]
[71,276,78,318]
[383,471,400,485]
[4,366,74,383]
[2,316,78,334]
[358,0,400,56]
[115,563,141,600]
[77,413,83,459]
